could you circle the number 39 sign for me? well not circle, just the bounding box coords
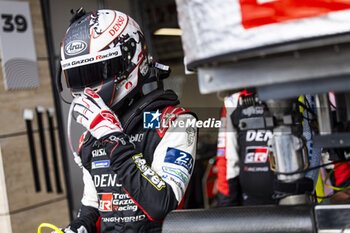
[0,1,39,90]
[1,14,28,32]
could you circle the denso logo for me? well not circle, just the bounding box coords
[246,130,273,142]
[65,40,87,55]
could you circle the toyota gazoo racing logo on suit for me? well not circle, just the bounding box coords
[244,146,269,164]
[65,40,87,55]
[99,193,114,211]
[98,192,138,212]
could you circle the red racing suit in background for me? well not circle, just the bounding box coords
[216,90,276,206]
[68,90,197,233]
[334,162,350,188]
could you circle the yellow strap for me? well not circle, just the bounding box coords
[298,96,305,127]
[37,223,63,233]
[315,170,325,203]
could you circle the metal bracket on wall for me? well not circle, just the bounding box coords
[23,109,41,192]
[314,133,350,149]
[47,108,63,193]
[36,106,53,193]
[23,107,63,194]
[196,42,350,99]
[315,204,350,232]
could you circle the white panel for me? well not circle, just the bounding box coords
[176,0,350,64]
[0,1,39,90]
[0,147,12,233]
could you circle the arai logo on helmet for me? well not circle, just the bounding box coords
[65,40,87,55]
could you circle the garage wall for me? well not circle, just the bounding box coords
[0,0,69,232]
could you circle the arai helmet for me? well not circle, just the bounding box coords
[60,9,150,110]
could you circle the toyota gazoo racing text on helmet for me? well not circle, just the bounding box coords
[60,9,150,110]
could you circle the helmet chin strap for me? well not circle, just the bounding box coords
[67,98,83,167]
[56,57,74,105]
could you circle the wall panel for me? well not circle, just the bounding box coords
[0,0,70,232]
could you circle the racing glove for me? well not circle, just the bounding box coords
[73,88,123,139]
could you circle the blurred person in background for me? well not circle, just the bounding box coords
[216,90,318,206]
[216,89,276,206]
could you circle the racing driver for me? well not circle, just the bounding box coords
[58,8,197,233]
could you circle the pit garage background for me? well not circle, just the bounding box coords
[2,0,350,232]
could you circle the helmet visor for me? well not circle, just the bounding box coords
[61,46,124,89]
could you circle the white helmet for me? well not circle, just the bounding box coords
[60,9,150,110]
